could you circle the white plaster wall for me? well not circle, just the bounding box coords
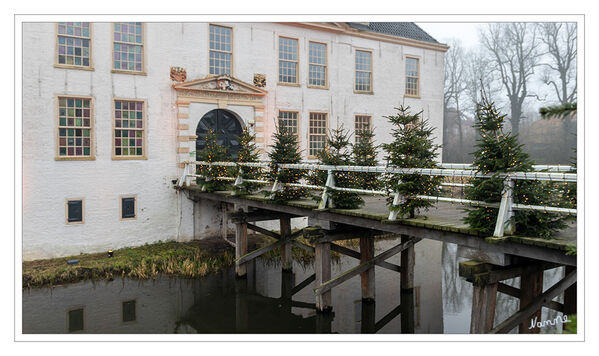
[22,22,446,260]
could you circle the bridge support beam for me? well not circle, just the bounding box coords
[315,241,332,313]
[280,216,292,272]
[400,235,415,291]
[360,236,375,302]
[563,266,577,315]
[518,268,544,334]
[235,216,248,278]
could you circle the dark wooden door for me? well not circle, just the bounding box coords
[196,109,243,159]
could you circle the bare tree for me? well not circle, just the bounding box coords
[443,39,468,161]
[539,23,577,105]
[480,23,541,135]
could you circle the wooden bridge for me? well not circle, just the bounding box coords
[177,161,577,334]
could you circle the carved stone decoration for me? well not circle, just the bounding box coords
[170,67,187,82]
[254,73,266,88]
[216,76,234,90]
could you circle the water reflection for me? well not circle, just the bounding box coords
[22,239,565,334]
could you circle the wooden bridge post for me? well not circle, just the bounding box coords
[519,268,544,333]
[280,216,293,272]
[360,236,375,302]
[460,260,497,334]
[563,266,577,315]
[315,239,332,313]
[235,214,248,278]
[361,300,376,333]
[400,235,415,291]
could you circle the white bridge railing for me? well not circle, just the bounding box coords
[178,161,576,238]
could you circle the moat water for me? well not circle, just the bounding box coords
[22,239,565,334]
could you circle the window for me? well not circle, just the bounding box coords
[56,22,91,69]
[209,25,232,75]
[355,50,372,92]
[354,115,372,143]
[66,199,84,224]
[122,300,136,322]
[278,37,298,84]
[57,96,93,159]
[278,111,298,136]
[68,308,84,332]
[308,42,327,88]
[120,196,136,220]
[309,113,327,157]
[405,57,420,97]
[113,22,144,73]
[113,100,145,159]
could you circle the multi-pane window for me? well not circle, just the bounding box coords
[66,199,84,224]
[355,50,372,92]
[405,57,420,97]
[279,37,298,84]
[278,111,298,136]
[209,25,232,75]
[58,97,92,158]
[113,22,144,73]
[57,22,91,68]
[114,100,145,158]
[309,113,327,157]
[308,42,327,87]
[354,115,371,143]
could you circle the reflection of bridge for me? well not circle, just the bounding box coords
[177,161,577,334]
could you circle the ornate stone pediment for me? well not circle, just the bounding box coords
[173,75,268,99]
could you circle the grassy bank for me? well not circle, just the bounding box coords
[22,240,235,289]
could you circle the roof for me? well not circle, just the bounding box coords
[346,22,440,44]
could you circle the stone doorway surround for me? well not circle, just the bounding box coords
[173,75,268,169]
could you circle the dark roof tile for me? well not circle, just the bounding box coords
[347,22,440,44]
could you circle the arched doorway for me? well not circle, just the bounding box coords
[196,109,244,160]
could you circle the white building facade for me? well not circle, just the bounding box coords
[22,22,448,260]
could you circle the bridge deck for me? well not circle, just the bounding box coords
[183,186,576,265]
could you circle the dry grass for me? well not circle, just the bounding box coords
[22,240,234,289]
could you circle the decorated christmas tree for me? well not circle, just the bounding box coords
[233,127,262,195]
[382,106,441,218]
[196,129,231,192]
[352,128,380,191]
[267,124,307,202]
[309,126,363,209]
[464,92,567,238]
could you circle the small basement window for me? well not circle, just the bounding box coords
[121,196,136,219]
[68,308,84,332]
[66,199,83,224]
[122,300,136,323]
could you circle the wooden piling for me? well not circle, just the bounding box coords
[235,217,248,278]
[400,235,415,291]
[563,266,577,315]
[280,216,292,272]
[361,300,376,333]
[470,281,498,333]
[315,241,332,313]
[360,236,375,302]
[519,268,544,333]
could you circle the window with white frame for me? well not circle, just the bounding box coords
[308,41,327,87]
[278,111,299,136]
[355,50,372,92]
[278,37,298,84]
[309,112,327,157]
[354,115,372,143]
[113,22,144,73]
[56,22,91,68]
[209,25,232,75]
[405,57,420,97]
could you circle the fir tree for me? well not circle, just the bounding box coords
[267,124,307,202]
[382,106,442,218]
[310,126,364,209]
[196,129,231,192]
[352,128,380,191]
[233,127,262,195]
[464,92,567,238]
